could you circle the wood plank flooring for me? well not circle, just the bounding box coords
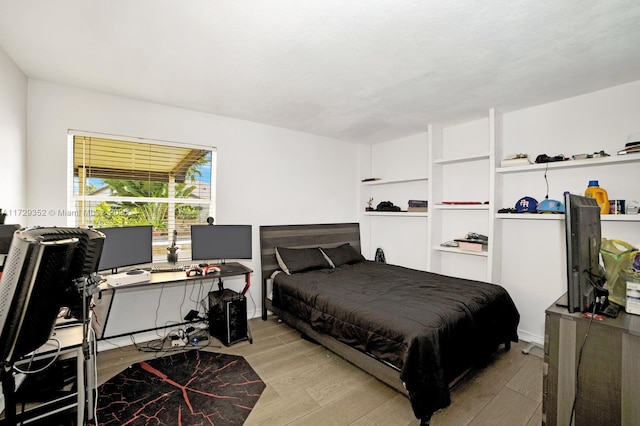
[95,317,543,426]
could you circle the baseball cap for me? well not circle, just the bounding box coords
[515,196,538,213]
[537,199,565,213]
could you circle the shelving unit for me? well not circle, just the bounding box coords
[494,101,640,345]
[359,135,430,271]
[427,111,497,283]
[360,176,429,214]
[496,154,640,223]
[496,153,639,174]
[359,86,640,346]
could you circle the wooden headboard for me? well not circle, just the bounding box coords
[259,222,361,284]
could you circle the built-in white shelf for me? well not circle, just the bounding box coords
[361,176,428,186]
[602,214,640,222]
[433,204,490,210]
[433,246,489,257]
[433,154,490,165]
[362,211,428,217]
[496,154,640,174]
[495,213,640,222]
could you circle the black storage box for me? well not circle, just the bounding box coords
[208,289,248,346]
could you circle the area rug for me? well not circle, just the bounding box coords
[91,350,265,425]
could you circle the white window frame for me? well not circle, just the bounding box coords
[66,130,216,261]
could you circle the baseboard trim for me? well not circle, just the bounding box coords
[518,329,543,346]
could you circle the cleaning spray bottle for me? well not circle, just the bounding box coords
[585,180,609,214]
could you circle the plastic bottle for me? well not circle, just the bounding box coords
[584,180,610,214]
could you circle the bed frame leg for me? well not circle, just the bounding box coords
[420,414,432,425]
[504,341,511,351]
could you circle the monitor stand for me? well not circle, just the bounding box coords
[555,291,620,318]
[594,300,621,318]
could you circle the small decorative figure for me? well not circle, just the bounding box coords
[366,198,374,211]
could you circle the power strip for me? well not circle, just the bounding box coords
[171,338,186,347]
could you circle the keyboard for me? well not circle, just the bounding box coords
[150,264,191,273]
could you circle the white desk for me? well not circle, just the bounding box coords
[93,262,252,339]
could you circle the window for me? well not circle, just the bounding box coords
[67,131,216,261]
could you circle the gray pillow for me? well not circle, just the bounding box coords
[320,243,365,268]
[275,247,331,275]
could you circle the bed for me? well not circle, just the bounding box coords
[260,223,519,424]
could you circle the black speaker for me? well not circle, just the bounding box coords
[208,289,248,346]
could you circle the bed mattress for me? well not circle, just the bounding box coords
[272,261,520,418]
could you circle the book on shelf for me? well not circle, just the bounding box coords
[454,238,488,251]
[500,155,532,167]
[617,145,640,155]
[407,200,428,212]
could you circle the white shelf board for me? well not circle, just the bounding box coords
[361,176,428,186]
[496,154,640,174]
[495,213,640,222]
[362,211,428,217]
[433,246,489,257]
[433,154,490,165]
[495,213,562,220]
[433,204,490,210]
[602,214,640,222]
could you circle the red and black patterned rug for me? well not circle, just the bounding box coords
[91,350,265,425]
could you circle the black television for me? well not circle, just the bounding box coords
[97,225,153,273]
[191,225,252,262]
[564,193,603,313]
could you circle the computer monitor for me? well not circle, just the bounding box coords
[97,225,153,273]
[191,225,252,262]
[564,193,603,313]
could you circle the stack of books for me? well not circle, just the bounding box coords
[617,141,640,155]
[500,154,532,167]
[407,200,428,212]
[453,237,488,251]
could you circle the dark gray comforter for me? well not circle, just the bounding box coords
[272,261,520,418]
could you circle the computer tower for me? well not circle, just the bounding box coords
[208,289,248,346]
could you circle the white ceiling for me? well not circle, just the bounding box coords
[1,1,639,144]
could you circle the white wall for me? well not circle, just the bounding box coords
[0,46,27,220]
[25,80,360,345]
[499,80,640,344]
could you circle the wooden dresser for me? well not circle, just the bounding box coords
[543,294,640,425]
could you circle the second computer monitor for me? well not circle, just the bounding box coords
[97,225,153,272]
[191,225,252,262]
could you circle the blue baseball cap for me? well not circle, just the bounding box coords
[538,199,565,213]
[515,196,538,213]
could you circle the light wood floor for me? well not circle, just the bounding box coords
[95,317,544,426]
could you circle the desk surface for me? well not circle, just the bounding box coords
[13,323,84,369]
[546,293,640,337]
[101,261,252,289]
